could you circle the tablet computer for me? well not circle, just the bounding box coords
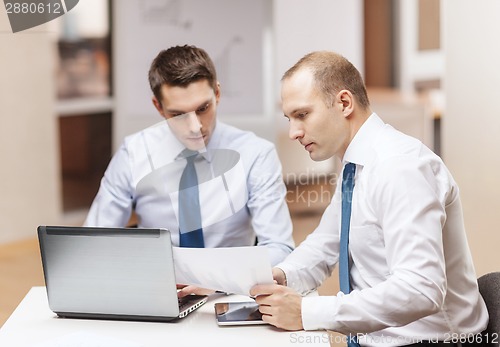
[214,301,268,326]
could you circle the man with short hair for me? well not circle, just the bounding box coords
[251,51,488,346]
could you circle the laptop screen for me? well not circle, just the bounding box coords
[38,226,184,321]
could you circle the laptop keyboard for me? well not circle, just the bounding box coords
[177,295,208,318]
[178,296,192,311]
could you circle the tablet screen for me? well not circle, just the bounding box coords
[214,301,268,325]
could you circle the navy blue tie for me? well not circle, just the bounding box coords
[339,163,360,347]
[178,151,204,248]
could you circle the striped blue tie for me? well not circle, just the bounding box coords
[339,163,360,347]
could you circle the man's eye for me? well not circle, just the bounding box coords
[166,112,184,118]
[197,104,210,114]
[297,112,307,118]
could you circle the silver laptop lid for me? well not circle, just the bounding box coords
[38,226,180,321]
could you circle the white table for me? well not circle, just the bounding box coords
[0,287,331,346]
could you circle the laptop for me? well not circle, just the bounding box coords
[37,225,208,322]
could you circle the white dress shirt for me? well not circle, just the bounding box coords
[84,120,295,266]
[277,114,488,346]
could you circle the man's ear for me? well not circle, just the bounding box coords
[152,96,165,118]
[337,90,354,117]
[215,82,221,105]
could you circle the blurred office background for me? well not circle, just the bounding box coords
[1,0,499,325]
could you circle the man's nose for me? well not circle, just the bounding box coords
[288,121,304,140]
[186,112,202,133]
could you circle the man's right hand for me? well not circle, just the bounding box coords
[176,284,215,298]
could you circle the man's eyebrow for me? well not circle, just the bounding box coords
[165,99,212,114]
[285,107,308,118]
[283,109,297,118]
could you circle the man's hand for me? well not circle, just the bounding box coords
[250,284,303,331]
[176,284,215,298]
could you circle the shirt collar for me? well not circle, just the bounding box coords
[342,113,385,167]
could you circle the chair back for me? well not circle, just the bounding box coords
[478,272,500,346]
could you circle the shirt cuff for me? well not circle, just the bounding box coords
[275,262,301,290]
[301,295,342,331]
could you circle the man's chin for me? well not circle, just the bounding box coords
[309,151,329,162]
[184,138,208,152]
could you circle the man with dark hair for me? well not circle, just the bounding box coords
[85,45,294,268]
[251,51,488,346]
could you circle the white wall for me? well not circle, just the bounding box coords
[0,15,62,244]
[443,0,500,276]
[396,0,445,92]
[273,0,364,91]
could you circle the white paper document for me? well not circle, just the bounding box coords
[173,246,273,295]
